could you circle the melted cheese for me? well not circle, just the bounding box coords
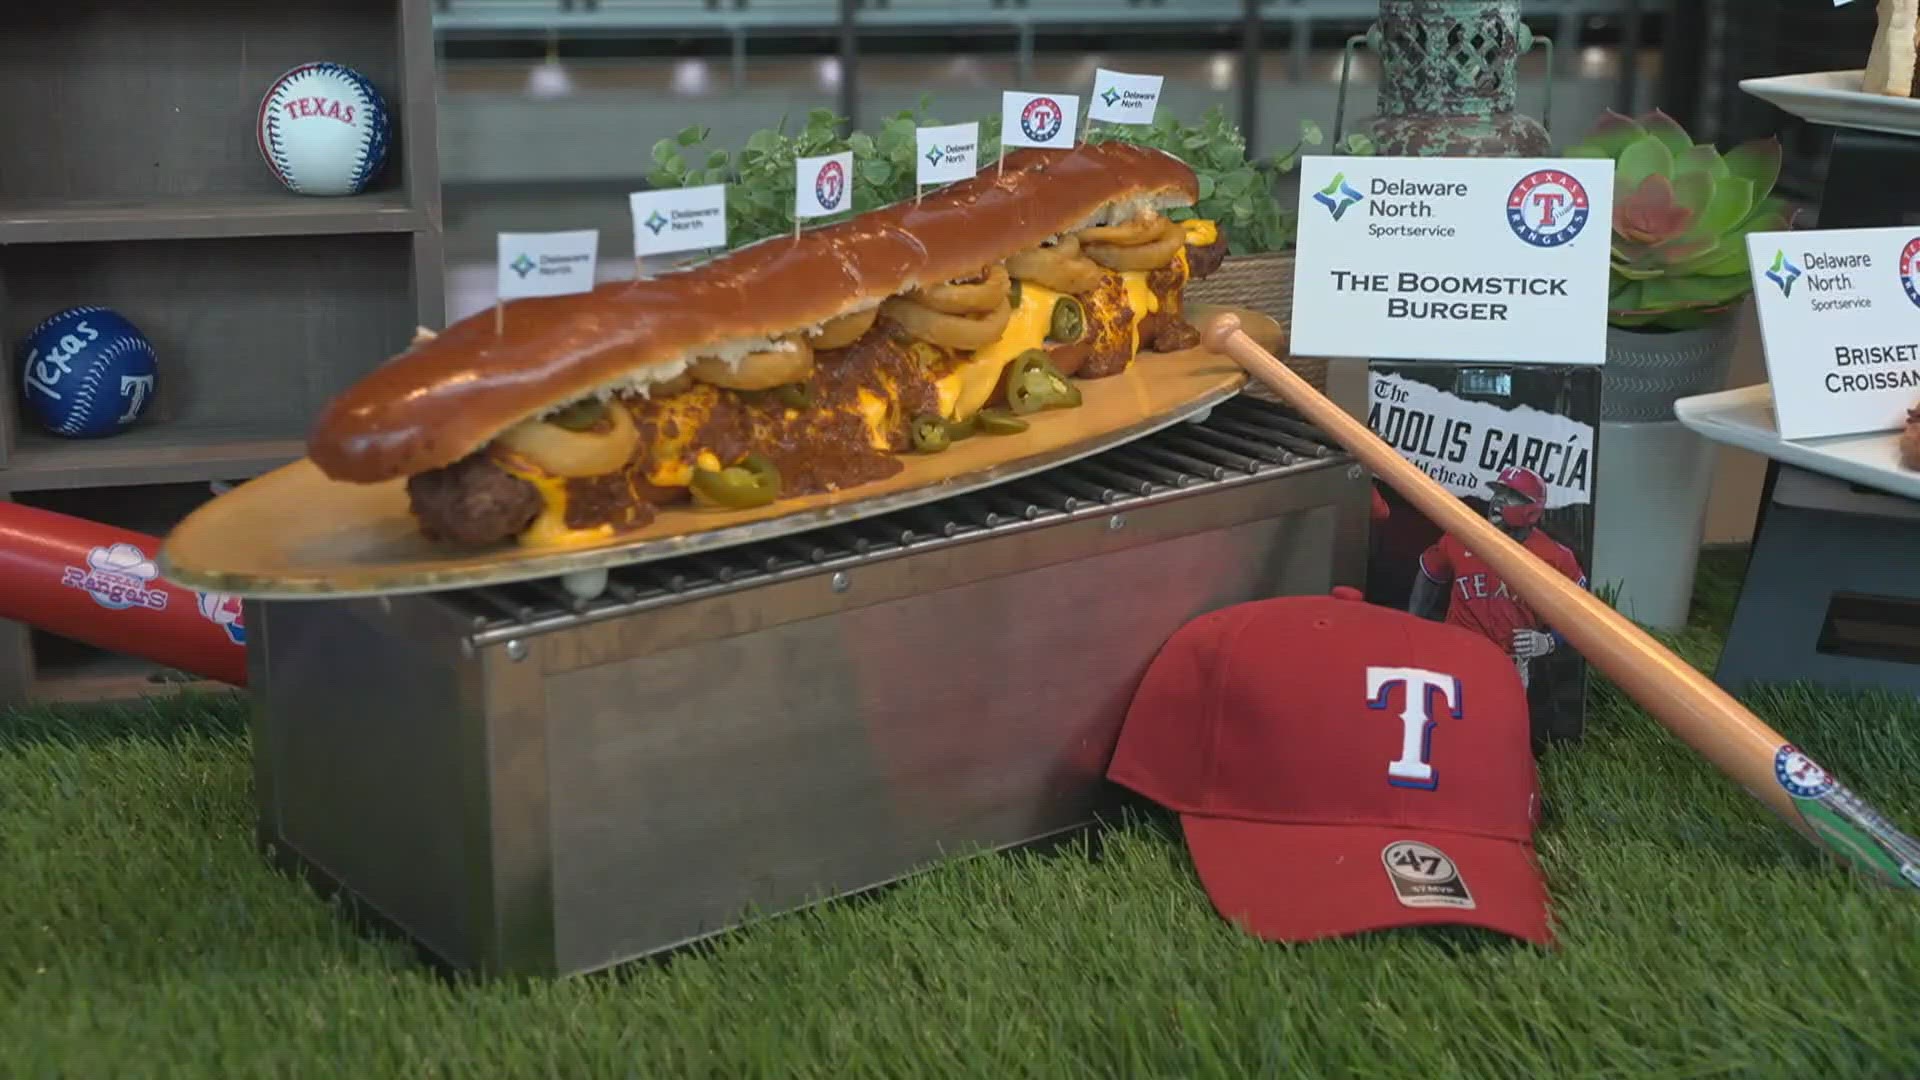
[494,459,618,549]
[946,281,1062,421]
[1117,270,1159,356]
[1182,218,1218,246]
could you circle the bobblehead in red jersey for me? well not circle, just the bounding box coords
[1407,466,1589,692]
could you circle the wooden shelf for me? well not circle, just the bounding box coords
[0,0,444,705]
[5,427,306,492]
[0,194,429,245]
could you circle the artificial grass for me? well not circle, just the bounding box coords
[3,548,1918,1078]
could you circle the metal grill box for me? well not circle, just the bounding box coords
[246,396,1369,977]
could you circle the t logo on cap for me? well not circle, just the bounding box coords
[1366,666,1464,790]
[1107,592,1552,946]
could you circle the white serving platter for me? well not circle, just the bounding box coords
[1674,382,1919,503]
[1739,70,1920,139]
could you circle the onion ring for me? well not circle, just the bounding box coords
[911,265,1010,316]
[1084,218,1186,273]
[496,400,640,478]
[1005,237,1104,295]
[689,339,816,391]
[1075,212,1163,247]
[810,306,880,350]
[880,296,1015,351]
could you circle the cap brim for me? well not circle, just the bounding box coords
[1180,816,1553,947]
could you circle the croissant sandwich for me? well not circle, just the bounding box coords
[305,141,1231,549]
[1865,0,1920,98]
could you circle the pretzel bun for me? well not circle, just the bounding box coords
[306,142,1200,484]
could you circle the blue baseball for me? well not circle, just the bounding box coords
[17,307,159,439]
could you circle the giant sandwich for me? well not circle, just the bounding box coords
[306,141,1230,550]
[1866,0,1920,97]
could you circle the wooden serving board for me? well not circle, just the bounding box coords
[159,307,1281,599]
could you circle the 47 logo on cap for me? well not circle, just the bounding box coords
[1382,840,1476,909]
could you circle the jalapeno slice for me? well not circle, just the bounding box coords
[773,383,813,409]
[910,413,952,453]
[945,414,979,441]
[548,397,609,432]
[689,453,782,509]
[1005,349,1082,415]
[973,408,1029,435]
[1048,297,1086,343]
[1008,278,1024,309]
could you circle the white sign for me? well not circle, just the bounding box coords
[1745,226,1920,440]
[795,151,854,220]
[497,230,599,299]
[1000,92,1080,150]
[1290,156,1615,366]
[1368,371,1595,507]
[1088,69,1163,126]
[631,184,727,258]
[916,122,980,187]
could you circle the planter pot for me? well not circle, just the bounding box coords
[1591,319,1740,629]
[1182,251,1327,394]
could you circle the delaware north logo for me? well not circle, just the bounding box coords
[509,253,537,278]
[1314,173,1364,221]
[1900,237,1920,310]
[1766,250,1802,297]
[1019,96,1066,143]
[925,144,945,167]
[1507,169,1590,247]
[1100,87,1123,108]
[815,159,846,212]
[643,210,670,236]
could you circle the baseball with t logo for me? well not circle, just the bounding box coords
[256,61,393,196]
[17,306,159,439]
[1506,169,1591,248]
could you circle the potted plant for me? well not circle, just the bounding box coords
[1566,109,1796,628]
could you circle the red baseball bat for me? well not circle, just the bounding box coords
[0,502,247,688]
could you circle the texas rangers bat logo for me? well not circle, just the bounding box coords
[198,591,247,646]
[1507,170,1591,248]
[61,543,169,612]
[1775,745,1837,800]
[1899,238,1920,310]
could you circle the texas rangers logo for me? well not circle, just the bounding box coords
[60,543,169,613]
[1507,170,1590,248]
[198,591,247,646]
[1774,744,1837,801]
[1898,238,1920,309]
[1020,96,1066,144]
[815,159,846,212]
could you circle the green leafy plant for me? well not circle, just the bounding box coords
[649,98,1370,255]
[1567,109,1797,332]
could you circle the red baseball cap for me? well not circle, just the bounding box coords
[1107,590,1552,946]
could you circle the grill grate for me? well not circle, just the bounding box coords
[452,395,1351,643]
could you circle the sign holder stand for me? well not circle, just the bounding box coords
[1714,126,1920,698]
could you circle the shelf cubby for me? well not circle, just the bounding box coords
[0,0,443,704]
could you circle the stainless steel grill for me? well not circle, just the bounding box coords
[247,390,1368,978]
[453,395,1348,643]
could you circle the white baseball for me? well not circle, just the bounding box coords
[256,62,392,196]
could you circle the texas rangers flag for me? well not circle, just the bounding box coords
[1001,92,1080,150]
[796,151,855,221]
[497,230,599,300]
[1088,69,1164,126]
[916,122,980,187]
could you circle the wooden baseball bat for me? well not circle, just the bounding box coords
[1201,311,1920,889]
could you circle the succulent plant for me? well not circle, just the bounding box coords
[1567,109,1798,331]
